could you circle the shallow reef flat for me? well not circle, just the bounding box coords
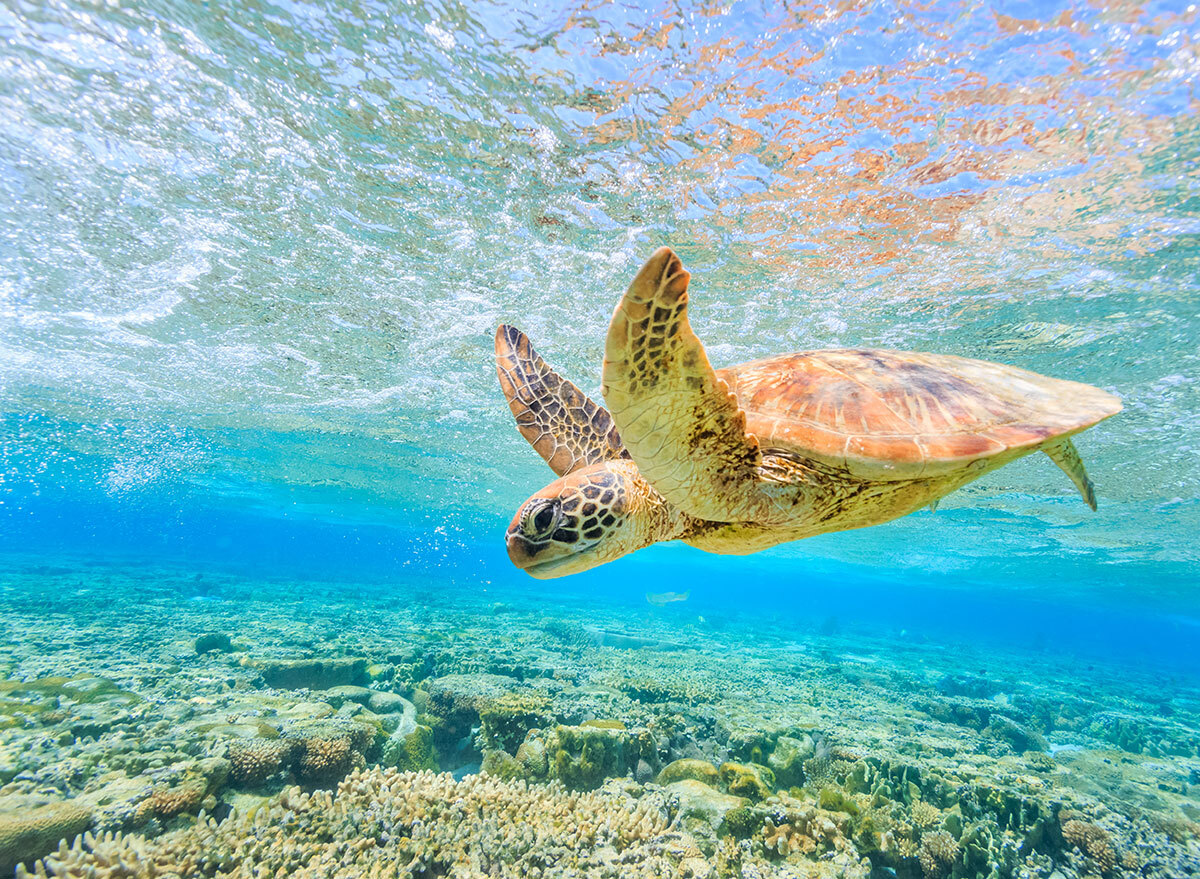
[0,559,1197,878]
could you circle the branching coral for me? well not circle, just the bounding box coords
[21,769,689,879]
[918,829,960,879]
[1062,819,1117,876]
[910,799,942,828]
[226,739,295,786]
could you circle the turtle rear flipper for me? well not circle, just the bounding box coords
[1043,437,1098,510]
[495,324,628,477]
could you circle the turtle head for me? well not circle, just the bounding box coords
[505,460,680,578]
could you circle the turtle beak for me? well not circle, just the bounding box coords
[506,531,536,568]
[505,527,582,579]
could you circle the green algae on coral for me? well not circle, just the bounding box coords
[656,757,719,786]
[767,734,815,788]
[718,761,775,801]
[478,691,553,754]
[479,748,524,780]
[193,633,234,654]
[248,657,369,690]
[550,723,635,790]
[663,779,748,839]
[381,723,436,773]
[581,718,626,730]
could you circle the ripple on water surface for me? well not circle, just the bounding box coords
[0,1,1197,591]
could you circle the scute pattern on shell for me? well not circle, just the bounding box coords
[725,349,1122,479]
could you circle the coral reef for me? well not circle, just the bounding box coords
[248,657,368,690]
[193,633,233,654]
[766,734,813,788]
[909,798,942,828]
[295,733,354,783]
[0,561,1197,878]
[227,739,294,786]
[136,784,205,820]
[223,718,376,788]
[478,691,553,753]
[719,761,775,801]
[23,769,683,878]
[381,722,437,772]
[549,724,636,790]
[657,757,720,786]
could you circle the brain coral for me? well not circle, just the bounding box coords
[0,802,92,875]
[22,768,685,878]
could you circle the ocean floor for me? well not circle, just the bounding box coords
[0,558,1197,878]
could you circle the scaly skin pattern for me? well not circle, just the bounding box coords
[602,248,767,523]
[505,460,694,578]
[495,324,628,477]
[683,447,1023,554]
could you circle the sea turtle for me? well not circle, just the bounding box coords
[496,248,1121,578]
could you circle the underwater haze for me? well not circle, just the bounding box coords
[0,0,1198,877]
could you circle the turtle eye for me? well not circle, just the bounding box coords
[523,500,560,539]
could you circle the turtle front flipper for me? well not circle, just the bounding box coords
[602,248,765,522]
[495,324,628,476]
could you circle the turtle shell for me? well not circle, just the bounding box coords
[720,349,1121,479]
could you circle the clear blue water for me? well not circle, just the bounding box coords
[2,0,1197,648]
[0,1,1198,874]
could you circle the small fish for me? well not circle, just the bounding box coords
[645,590,689,607]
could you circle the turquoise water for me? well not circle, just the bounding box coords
[1,1,1198,877]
